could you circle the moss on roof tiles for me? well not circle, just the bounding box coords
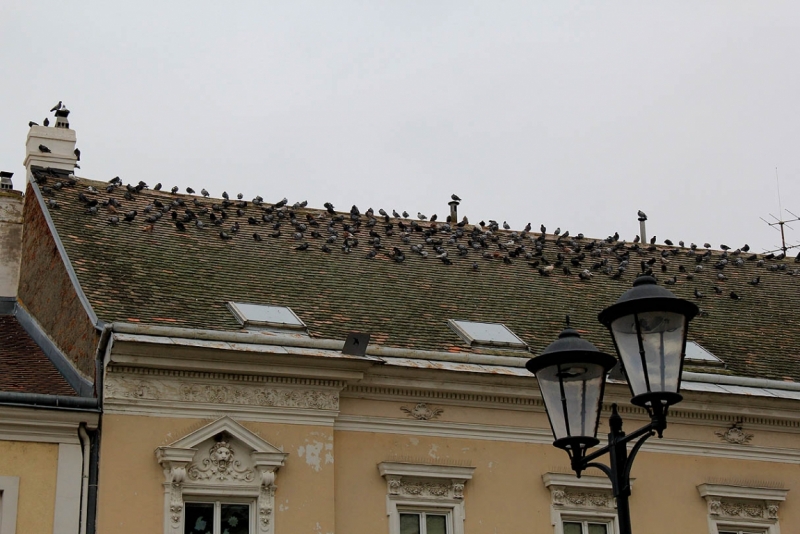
[35,176,800,383]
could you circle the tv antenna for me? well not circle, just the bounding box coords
[759,168,800,254]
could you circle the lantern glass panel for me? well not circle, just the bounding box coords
[610,311,686,397]
[535,362,607,441]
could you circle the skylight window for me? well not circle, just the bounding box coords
[227,302,306,330]
[685,341,723,365]
[448,319,527,348]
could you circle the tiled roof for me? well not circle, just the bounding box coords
[0,315,77,396]
[32,174,800,382]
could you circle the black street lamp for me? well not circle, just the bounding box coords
[526,276,698,534]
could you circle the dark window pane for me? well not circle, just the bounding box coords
[588,524,608,534]
[426,514,447,534]
[185,503,214,534]
[220,504,250,534]
[563,522,583,534]
[400,513,421,534]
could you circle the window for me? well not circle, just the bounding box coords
[543,473,619,534]
[563,520,612,534]
[399,510,450,534]
[447,319,527,348]
[184,501,252,534]
[685,341,724,368]
[227,302,306,331]
[0,476,19,534]
[697,483,788,534]
[156,417,288,534]
[378,462,475,534]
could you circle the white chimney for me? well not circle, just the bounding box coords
[23,108,77,181]
[0,173,23,297]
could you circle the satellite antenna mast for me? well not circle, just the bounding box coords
[759,168,800,254]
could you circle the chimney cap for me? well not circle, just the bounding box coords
[0,171,13,190]
[54,108,70,118]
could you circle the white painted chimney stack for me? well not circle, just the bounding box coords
[23,107,77,182]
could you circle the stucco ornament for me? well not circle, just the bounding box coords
[107,375,339,410]
[714,422,754,444]
[188,440,255,482]
[400,403,444,420]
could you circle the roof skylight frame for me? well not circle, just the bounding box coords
[684,341,724,366]
[448,319,528,349]
[227,302,307,330]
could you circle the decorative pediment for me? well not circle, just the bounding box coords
[698,483,788,529]
[155,417,288,534]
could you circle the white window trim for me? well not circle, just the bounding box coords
[156,416,288,534]
[183,498,257,534]
[0,476,19,534]
[697,483,789,534]
[543,472,623,534]
[378,462,475,534]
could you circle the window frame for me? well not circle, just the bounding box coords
[398,507,453,534]
[0,476,19,534]
[183,497,257,534]
[543,472,620,534]
[378,462,475,534]
[562,517,614,534]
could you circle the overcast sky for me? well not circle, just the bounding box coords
[2,1,799,253]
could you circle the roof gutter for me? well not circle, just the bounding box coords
[109,322,800,393]
[109,322,530,367]
[0,392,99,410]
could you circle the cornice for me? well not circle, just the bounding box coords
[0,405,98,444]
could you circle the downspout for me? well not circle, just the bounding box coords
[86,323,111,534]
[78,424,90,534]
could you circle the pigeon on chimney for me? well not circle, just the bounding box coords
[74,148,81,161]
[38,144,51,153]
[637,210,647,219]
[28,121,38,127]
[43,118,50,127]
[50,101,63,112]
[451,194,461,201]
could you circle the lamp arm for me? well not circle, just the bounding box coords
[579,419,657,466]
[623,429,655,486]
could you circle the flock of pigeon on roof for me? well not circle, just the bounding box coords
[28,104,800,305]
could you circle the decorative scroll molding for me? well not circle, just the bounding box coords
[378,462,475,534]
[156,417,288,534]
[543,473,620,532]
[715,422,754,445]
[401,403,444,421]
[698,483,789,534]
[107,375,339,411]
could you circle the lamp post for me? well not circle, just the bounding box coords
[526,276,698,534]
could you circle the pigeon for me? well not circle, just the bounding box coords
[694,289,704,299]
[46,199,59,209]
[186,187,195,194]
[720,244,730,251]
[43,118,50,127]
[28,121,38,127]
[175,221,186,231]
[123,210,137,222]
[730,291,742,300]
[417,212,427,220]
[219,231,233,240]
[201,189,209,197]
[472,262,479,271]
[222,191,230,200]
[540,224,546,234]
[637,210,647,219]
[295,242,309,251]
[704,243,711,249]
[74,148,81,161]
[108,216,119,225]
[430,214,437,222]
[237,193,243,200]
[38,144,51,153]
[50,101,63,112]
[554,227,561,236]
[503,221,511,230]
[748,276,761,286]
[171,186,179,194]
[650,236,656,245]
[742,244,750,252]
[664,239,673,246]
[153,183,162,191]
[402,211,409,218]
